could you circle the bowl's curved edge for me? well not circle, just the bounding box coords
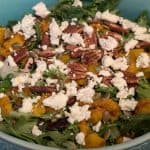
[0,131,149,150]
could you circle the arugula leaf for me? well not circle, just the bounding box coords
[27,40,38,51]
[0,74,13,92]
[51,0,120,22]
[95,85,118,98]
[34,22,41,42]
[43,68,66,81]
[136,79,150,99]
[135,10,150,27]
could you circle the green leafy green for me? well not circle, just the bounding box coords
[0,74,13,92]
[135,10,150,27]
[136,79,150,99]
[51,0,120,22]
[34,22,41,42]
[95,85,118,98]
[27,40,38,51]
[43,68,66,81]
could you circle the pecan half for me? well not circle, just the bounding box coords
[104,21,128,33]
[12,48,29,63]
[29,86,56,93]
[70,49,83,58]
[136,41,150,49]
[81,49,103,64]
[22,57,34,72]
[68,62,87,79]
[63,25,83,33]
[102,76,113,86]
[67,96,77,106]
[107,31,122,41]
[41,33,50,46]
[123,72,138,86]
[65,44,79,51]
[83,32,98,47]
[38,48,55,58]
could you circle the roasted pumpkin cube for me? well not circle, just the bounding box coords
[0,47,11,57]
[0,28,6,45]
[79,121,91,136]
[85,133,105,148]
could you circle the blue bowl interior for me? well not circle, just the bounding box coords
[0,0,150,25]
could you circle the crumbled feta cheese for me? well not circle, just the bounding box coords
[99,36,118,51]
[0,108,3,121]
[66,102,91,123]
[132,25,147,35]
[135,34,150,43]
[13,14,36,39]
[83,23,94,37]
[114,71,124,78]
[41,45,48,50]
[6,56,17,67]
[32,125,42,136]
[0,93,6,98]
[49,18,62,45]
[0,61,4,69]
[136,72,144,77]
[77,86,95,103]
[36,60,47,73]
[101,10,120,23]
[46,78,58,85]
[75,132,85,145]
[32,2,50,18]
[65,81,77,97]
[62,33,85,47]
[48,58,68,74]
[124,39,138,53]
[102,55,114,67]
[93,121,102,132]
[119,99,138,111]
[89,44,96,49]
[18,97,38,113]
[119,18,136,29]
[72,0,83,7]
[95,11,102,19]
[60,21,69,31]
[112,57,128,71]
[111,76,127,90]
[136,52,150,68]
[30,72,42,86]
[99,70,111,77]
[11,74,29,89]
[43,91,68,110]
[55,45,65,54]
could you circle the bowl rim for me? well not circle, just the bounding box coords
[0,131,149,150]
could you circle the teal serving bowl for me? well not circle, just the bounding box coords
[0,0,150,149]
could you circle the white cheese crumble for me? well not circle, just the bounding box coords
[19,97,40,113]
[0,61,4,69]
[72,0,83,7]
[95,11,102,19]
[6,55,17,67]
[136,52,150,68]
[77,86,95,103]
[0,108,3,121]
[136,72,144,77]
[41,45,48,50]
[83,23,94,37]
[13,14,36,39]
[0,93,6,98]
[48,58,68,74]
[43,91,68,110]
[93,121,102,132]
[99,36,118,51]
[119,18,136,29]
[49,18,62,45]
[102,56,128,71]
[65,102,91,123]
[55,45,65,54]
[135,33,150,43]
[99,70,111,77]
[32,125,42,136]
[60,21,69,31]
[132,25,147,35]
[111,76,127,90]
[46,78,58,85]
[32,2,50,18]
[124,39,138,53]
[119,99,138,111]
[62,33,85,47]
[101,10,120,23]
[65,81,77,97]
[75,132,85,145]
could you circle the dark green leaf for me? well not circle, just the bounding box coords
[34,22,41,42]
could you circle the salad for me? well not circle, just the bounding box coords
[0,0,150,149]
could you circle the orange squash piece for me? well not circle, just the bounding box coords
[0,96,12,116]
[0,47,11,57]
[79,121,91,136]
[0,27,6,45]
[85,133,105,148]
[135,99,150,114]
